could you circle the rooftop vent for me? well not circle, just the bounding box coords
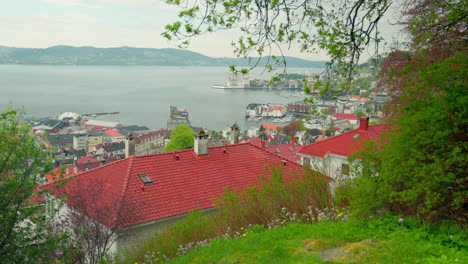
[138,173,153,185]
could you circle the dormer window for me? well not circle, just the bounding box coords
[139,174,153,185]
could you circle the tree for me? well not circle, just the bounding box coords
[164,124,195,152]
[51,177,138,263]
[337,0,468,225]
[354,109,365,119]
[258,125,268,140]
[282,120,302,137]
[0,108,63,263]
[163,0,392,88]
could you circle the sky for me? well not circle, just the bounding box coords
[1,0,403,61]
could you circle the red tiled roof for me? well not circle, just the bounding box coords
[267,106,285,112]
[239,137,271,148]
[43,143,313,229]
[45,165,81,184]
[298,124,389,157]
[261,124,278,130]
[104,130,124,137]
[267,134,279,140]
[331,114,358,120]
[266,143,303,162]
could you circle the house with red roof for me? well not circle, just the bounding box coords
[260,123,279,131]
[298,117,389,178]
[331,114,359,125]
[103,129,126,143]
[45,165,81,184]
[43,132,319,255]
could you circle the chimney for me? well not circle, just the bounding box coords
[359,116,369,130]
[230,122,240,144]
[291,137,297,144]
[260,140,266,148]
[74,167,78,174]
[194,130,209,155]
[125,133,135,158]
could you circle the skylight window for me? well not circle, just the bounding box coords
[276,149,281,154]
[352,133,361,139]
[138,174,153,185]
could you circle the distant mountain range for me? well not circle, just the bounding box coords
[0,45,327,67]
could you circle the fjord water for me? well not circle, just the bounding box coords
[0,65,320,130]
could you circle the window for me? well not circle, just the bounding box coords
[138,173,153,185]
[341,164,350,175]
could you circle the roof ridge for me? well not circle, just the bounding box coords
[246,142,299,166]
[300,128,360,150]
[111,155,135,229]
[40,157,131,188]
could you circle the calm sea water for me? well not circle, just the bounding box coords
[0,65,321,130]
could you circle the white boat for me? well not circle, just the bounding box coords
[212,73,250,89]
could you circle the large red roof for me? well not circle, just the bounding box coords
[43,143,313,229]
[266,143,303,162]
[76,156,99,165]
[331,114,358,120]
[298,124,389,157]
[104,130,124,137]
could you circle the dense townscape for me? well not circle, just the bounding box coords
[1,0,466,263]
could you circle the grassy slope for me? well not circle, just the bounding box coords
[165,216,467,264]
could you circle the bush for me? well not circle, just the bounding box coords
[339,54,467,226]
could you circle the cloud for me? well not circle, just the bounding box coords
[43,0,103,9]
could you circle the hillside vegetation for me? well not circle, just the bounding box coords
[165,215,467,264]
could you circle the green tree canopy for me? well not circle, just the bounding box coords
[164,124,195,152]
[163,0,392,85]
[336,0,468,225]
[0,108,63,263]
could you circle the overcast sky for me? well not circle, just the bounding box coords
[1,0,403,60]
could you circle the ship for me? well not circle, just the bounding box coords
[167,106,191,130]
[212,73,250,89]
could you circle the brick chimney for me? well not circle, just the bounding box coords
[194,130,209,155]
[125,133,135,158]
[359,116,369,130]
[230,122,240,144]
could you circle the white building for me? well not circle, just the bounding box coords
[298,117,388,179]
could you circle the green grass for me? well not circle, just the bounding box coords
[163,215,467,264]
